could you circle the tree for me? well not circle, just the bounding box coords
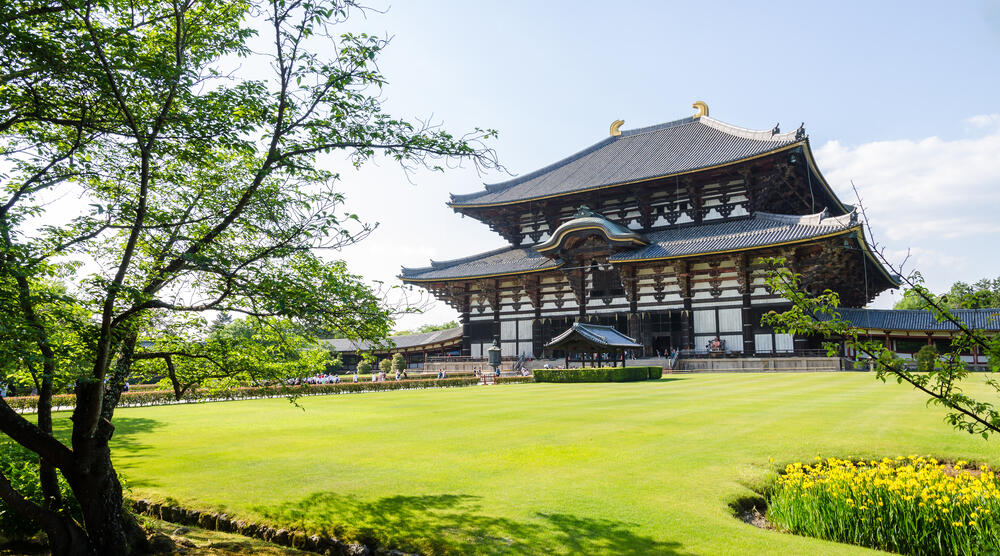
[131,316,333,400]
[894,275,1000,310]
[762,257,1000,439]
[378,357,392,373]
[0,1,499,553]
[392,320,459,335]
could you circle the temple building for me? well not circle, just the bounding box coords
[399,103,899,359]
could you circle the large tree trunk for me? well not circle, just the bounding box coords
[66,435,148,555]
[61,374,148,556]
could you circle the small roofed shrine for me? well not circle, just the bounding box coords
[545,323,642,368]
[400,103,899,360]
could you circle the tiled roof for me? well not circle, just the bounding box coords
[450,116,804,207]
[400,246,560,281]
[609,211,856,262]
[401,211,858,282]
[829,308,1000,331]
[545,323,642,349]
[323,326,463,353]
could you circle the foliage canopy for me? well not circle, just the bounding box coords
[0,0,498,553]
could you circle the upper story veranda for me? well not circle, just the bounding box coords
[448,103,850,247]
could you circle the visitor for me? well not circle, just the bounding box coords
[333,374,341,383]
[353,371,359,383]
[123,381,129,392]
[371,372,377,383]
[402,370,408,380]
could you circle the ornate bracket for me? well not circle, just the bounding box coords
[618,265,639,304]
[475,279,501,313]
[708,260,723,298]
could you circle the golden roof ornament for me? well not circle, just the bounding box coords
[692,101,709,119]
[609,119,625,137]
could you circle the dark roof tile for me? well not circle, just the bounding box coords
[323,326,464,352]
[545,323,642,349]
[450,116,803,207]
[401,211,856,281]
[828,308,1000,331]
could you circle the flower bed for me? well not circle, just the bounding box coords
[768,456,1000,556]
[533,366,662,383]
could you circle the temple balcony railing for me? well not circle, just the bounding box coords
[678,348,833,359]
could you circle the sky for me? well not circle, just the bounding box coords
[312,1,1000,331]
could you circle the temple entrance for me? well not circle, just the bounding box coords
[651,334,672,357]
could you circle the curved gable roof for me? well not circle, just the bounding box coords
[449,116,805,207]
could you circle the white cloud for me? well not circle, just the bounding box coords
[815,118,1000,306]
[815,123,1000,242]
[965,113,1000,129]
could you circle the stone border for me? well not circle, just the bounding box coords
[132,499,415,556]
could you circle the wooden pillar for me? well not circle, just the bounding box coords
[678,261,694,350]
[738,254,755,356]
[460,289,472,356]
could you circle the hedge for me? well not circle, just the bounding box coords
[3,377,483,413]
[495,376,534,385]
[532,366,663,383]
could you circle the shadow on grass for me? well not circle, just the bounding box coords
[49,416,166,488]
[254,492,695,555]
[108,417,166,488]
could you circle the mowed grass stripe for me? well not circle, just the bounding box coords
[95,373,1000,555]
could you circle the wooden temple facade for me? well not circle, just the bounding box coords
[400,104,899,359]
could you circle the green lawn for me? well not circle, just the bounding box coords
[97,373,1000,555]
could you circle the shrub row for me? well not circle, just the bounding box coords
[532,366,662,383]
[495,376,535,385]
[3,378,483,413]
[131,499,385,555]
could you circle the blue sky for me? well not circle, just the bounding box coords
[324,1,1000,330]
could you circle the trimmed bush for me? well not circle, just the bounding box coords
[533,366,659,383]
[495,376,534,385]
[915,344,939,372]
[391,353,406,372]
[648,366,664,380]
